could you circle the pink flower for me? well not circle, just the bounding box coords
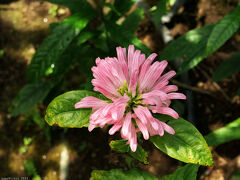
[75,45,186,152]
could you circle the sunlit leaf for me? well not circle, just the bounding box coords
[12,82,54,116]
[90,168,157,180]
[150,118,213,166]
[206,6,240,55]
[212,52,240,82]
[161,24,215,73]
[45,90,100,128]
[162,164,200,180]
[110,140,149,164]
[205,118,240,146]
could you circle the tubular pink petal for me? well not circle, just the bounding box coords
[136,119,149,140]
[128,45,135,66]
[121,113,132,137]
[159,70,176,82]
[75,96,107,109]
[129,125,137,152]
[109,121,123,135]
[168,93,186,99]
[133,106,148,124]
[160,121,175,135]
[154,107,179,119]
[139,54,146,67]
[160,85,178,93]
[88,123,96,132]
[95,57,101,65]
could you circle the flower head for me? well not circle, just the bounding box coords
[75,45,186,152]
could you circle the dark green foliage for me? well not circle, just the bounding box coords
[212,52,240,82]
[110,140,149,164]
[162,164,200,180]
[12,82,54,116]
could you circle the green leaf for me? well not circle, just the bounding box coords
[45,90,100,128]
[152,0,168,26]
[205,118,240,147]
[161,24,215,74]
[12,82,54,116]
[90,168,157,180]
[104,2,121,16]
[114,0,136,15]
[162,164,200,180]
[206,6,240,55]
[212,52,240,82]
[110,140,149,164]
[150,118,213,166]
[121,9,144,33]
[27,24,77,82]
[106,9,150,54]
[27,12,94,82]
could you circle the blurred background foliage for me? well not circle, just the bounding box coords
[0,0,240,179]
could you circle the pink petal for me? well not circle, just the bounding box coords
[129,125,137,152]
[142,90,168,101]
[133,106,148,124]
[160,121,175,135]
[152,107,179,119]
[121,113,132,137]
[135,119,149,140]
[88,123,96,132]
[158,70,176,82]
[140,60,168,91]
[160,85,178,93]
[109,120,123,135]
[168,93,186,100]
[75,96,107,109]
[139,53,157,83]
[127,45,135,66]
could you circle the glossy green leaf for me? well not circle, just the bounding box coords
[161,24,215,74]
[205,118,240,146]
[90,168,157,180]
[206,6,240,55]
[45,90,100,128]
[150,118,213,166]
[212,52,240,82]
[12,82,54,116]
[162,164,200,180]
[110,140,149,164]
